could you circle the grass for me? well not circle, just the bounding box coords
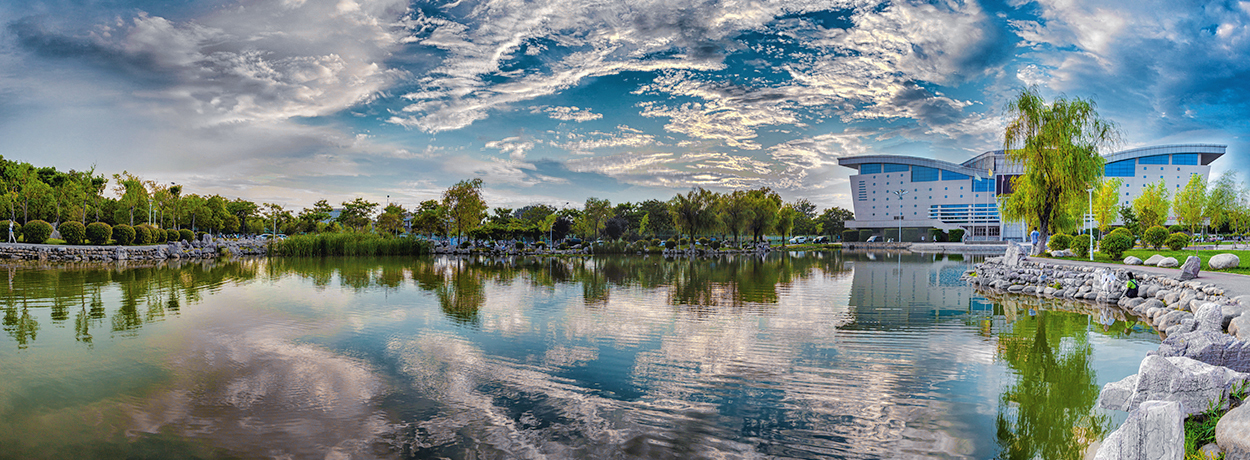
[1183,381,1246,459]
[1046,248,1250,275]
[270,232,432,257]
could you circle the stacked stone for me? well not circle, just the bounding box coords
[0,237,269,262]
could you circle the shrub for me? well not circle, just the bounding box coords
[1048,233,1071,251]
[196,231,207,241]
[179,229,194,242]
[948,229,965,242]
[534,241,547,250]
[710,240,722,250]
[1169,225,1185,234]
[1099,233,1134,260]
[1166,232,1190,251]
[678,237,689,246]
[929,228,947,243]
[1143,226,1169,250]
[1070,236,1091,258]
[515,241,525,250]
[843,229,859,242]
[859,230,873,242]
[664,239,677,250]
[113,224,135,245]
[58,221,86,245]
[697,237,709,246]
[134,225,152,245]
[152,226,167,243]
[651,238,662,247]
[1109,227,1134,241]
[0,220,21,242]
[22,220,53,244]
[86,222,112,245]
[166,229,179,243]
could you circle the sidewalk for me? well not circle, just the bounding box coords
[1037,257,1250,298]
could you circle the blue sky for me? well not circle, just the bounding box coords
[1,0,1247,212]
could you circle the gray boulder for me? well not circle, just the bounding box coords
[1159,257,1180,268]
[1155,329,1250,372]
[1004,242,1029,266]
[1230,315,1250,342]
[1125,256,1144,265]
[1181,256,1202,280]
[1210,253,1241,270]
[1094,400,1184,460]
[1097,355,1249,415]
[1145,254,1166,266]
[1216,404,1250,460]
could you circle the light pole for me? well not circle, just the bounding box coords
[892,189,909,243]
[1087,187,1094,261]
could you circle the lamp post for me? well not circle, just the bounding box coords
[1087,187,1094,261]
[892,189,909,243]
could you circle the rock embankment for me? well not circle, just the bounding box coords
[0,237,268,262]
[965,242,1250,459]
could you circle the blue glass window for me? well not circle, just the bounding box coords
[912,166,939,182]
[973,178,994,192]
[1172,153,1199,165]
[1105,159,1134,177]
[941,170,969,181]
[883,163,909,173]
[859,163,881,174]
[1138,155,1169,165]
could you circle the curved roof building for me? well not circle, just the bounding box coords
[836,144,1226,241]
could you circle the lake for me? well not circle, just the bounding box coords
[0,252,1160,459]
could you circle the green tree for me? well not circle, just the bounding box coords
[637,199,673,237]
[743,188,782,242]
[412,200,447,237]
[377,203,406,235]
[111,171,148,226]
[999,86,1120,255]
[443,179,487,240]
[668,187,719,243]
[1133,180,1170,230]
[816,207,855,238]
[777,205,797,244]
[1173,173,1207,235]
[1206,172,1238,239]
[718,190,753,244]
[578,197,612,240]
[1092,178,1123,235]
[338,198,378,232]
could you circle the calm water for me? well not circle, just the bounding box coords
[0,252,1160,459]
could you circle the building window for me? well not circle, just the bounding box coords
[884,163,909,173]
[1139,154,1169,165]
[1173,153,1199,165]
[860,163,882,174]
[941,170,969,181]
[912,166,939,182]
[1105,159,1134,177]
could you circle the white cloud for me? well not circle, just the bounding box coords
[535,105,603,122]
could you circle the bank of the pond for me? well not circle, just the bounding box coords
[0,237,266,262]
[965,242,1250,459]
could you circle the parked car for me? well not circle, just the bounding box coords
[788,236,807,244]
[813,236,829,244]
[865,235,879,242]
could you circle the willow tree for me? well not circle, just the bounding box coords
[668,187,719,242]
[999,87,1119,255]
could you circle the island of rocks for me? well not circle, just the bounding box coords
[0,235,269,262]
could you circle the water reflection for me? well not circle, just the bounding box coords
[0,253,1161,459]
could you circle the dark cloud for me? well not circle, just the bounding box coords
[8,17,179,85]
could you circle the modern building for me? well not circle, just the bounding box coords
[836,144,1226,242]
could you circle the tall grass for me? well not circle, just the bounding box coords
[270,233,432,257]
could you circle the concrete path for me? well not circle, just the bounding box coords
[1038,257,1250,298]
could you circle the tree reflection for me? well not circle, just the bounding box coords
[995,308,1107,460]
[2,305,38,349]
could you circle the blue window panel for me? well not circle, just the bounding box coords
[1172,153,1199,165]
[912,166,939,182]
[883,163,909,173]
[860,163,881,174]
[1105,159,1134,177]
[942,170,969,181]
[1138,154,1169,165]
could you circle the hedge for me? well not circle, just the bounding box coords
[114,224,135,245]
[166,229,179,243]
[930,228,947,243]
[86,222,112,245]
[1048,233,1071,251]
[134,225,152,245]
[1143,226,1169,250]
[58,221,86,245]
[179,229,194,242]
[1070,236,1091,258]
[1099,233,1134,260]
[1166,233,1190,251]
[842,229,859,242]
[948,229,965,242]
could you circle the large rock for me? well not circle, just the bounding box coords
[1155,329,1250,372]
[1097,355,1249,415]
[1094,400,1184,460]
[1230,315,1250,342]
[1181,256,1202,280]
[1125,256,1144,265]
[1159,257,1180,268]
[1210,253,1241,270]
[1004,242,1030,266]
[1145,254,1166,266]
[1216,404,1250,459]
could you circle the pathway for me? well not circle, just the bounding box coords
[1037,257,1250,298]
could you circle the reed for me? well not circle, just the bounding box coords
[270,233,432,257]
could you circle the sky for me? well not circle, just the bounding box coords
[1,0,1247,213]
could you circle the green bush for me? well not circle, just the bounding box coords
[859,230,873,242]
[1099,233,1134,260]
[1048,233,1071,251]
[113,224,135,245]
[1109,227,1134,241]
[651,238,662,247]
[153,226,167,243]
[697,237,709,246]
[134,225,152,245]
[179,229,194,242]
[1169,225,1185,234]
[664,239,677,249]
[86,222,112,245]
[948,229,965,242]
[534,241,547,249]
[22,220,53,244]
[1070,237,1091,258]
[58,221,86,245]
[929,228,947,243]
[514,241,525,250]
[678,238,689,246]
[710,240,722,250]
[841,229,858,242]
[1166,232,1190,251]
[0,220,21,242]
[1143,226,1169,250]
[270,233,432,257]
[165,229,179,243]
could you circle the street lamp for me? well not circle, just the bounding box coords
[892,189,909,243]
[1087,187,1094,261]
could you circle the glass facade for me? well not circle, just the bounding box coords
[911,166,939,182]
[1172,153,1199,165]
[883,163,909,173]
[973,178,994,192]
[941,170,969,181]
[1105,159,1134,177]
[860,163,881,174]
[1138,155,1169,165]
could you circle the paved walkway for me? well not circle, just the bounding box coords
[1037,257,1250,298]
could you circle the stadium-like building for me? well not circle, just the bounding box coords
[836,144,1226,242]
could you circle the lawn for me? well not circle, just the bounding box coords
[1047,247,1250,275]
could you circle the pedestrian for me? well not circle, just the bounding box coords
[1124,272,1138,298]
[1030,227,1040,246]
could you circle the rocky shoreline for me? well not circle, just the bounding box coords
[0,236,269,262]
[964,243,1250,459]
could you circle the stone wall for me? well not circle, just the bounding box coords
[0,237,269,262]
